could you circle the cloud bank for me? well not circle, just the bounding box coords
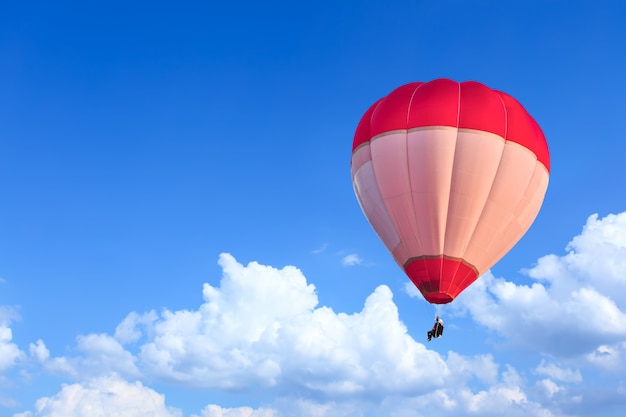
[453,213,626,362]
[9,212,626,416]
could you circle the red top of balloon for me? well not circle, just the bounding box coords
[353,78,550,172]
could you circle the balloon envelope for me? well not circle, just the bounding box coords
[351,79,550,304]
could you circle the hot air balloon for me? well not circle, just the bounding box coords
[351,78,550,304]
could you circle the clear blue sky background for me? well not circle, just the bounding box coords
[1,1,626,416]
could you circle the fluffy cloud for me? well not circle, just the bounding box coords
[19,366,560,417]
[23,254,449,398]
[584,342,626,372]
[30,334,140,379]
[13,374,181,417]
[344,365,562,417]
[120,254,447,395]
[0,308,25,373]
[452,212,626,361]
[17,253,574,417]
[16,210,626,417]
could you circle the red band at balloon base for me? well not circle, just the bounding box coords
[404,255,479,304]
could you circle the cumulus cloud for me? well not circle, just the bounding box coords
[29,339,76,377]
[17,253,576,417]
[536,378,563,399]
[30,334,140,379]
[12,367,574,417]
[0,326,24,372]
[29,254,446,395]
[115,311,158,344]
[122,254,448,395]
[452,212,626,361]
[19,216,626,417]
[0,309,25,373]
[356,364,564,417]
[14,374,181,417]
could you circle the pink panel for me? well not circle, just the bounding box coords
[514,164,550,226]
[476,163,549,273]
[352,157,401,252]
[443,130,505,257]
[350,144,371,177]
[369,132,424,256]
[462,142,538,268]
[477,161,549,271]
[392,242,412,270]
[370,134,411,199]
[407,127,457,255]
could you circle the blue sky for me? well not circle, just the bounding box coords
[1,1,626,416]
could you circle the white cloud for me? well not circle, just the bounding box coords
[12,367,573,417]
[18,226,626,417]
[341,254,362,266]
[29,334,140,379]
[130,254,447,394]
[584,342,626,372]
[451,212,626,361]
[536,378,563,398]
[29,339,76,377]
[534,361,582,383]
[14,374,182,417]
[445,352,499,385]
[22,233,626,417]
[115,311,158,344]
[19,253,568,417]
[0,312,25,373]
[75,333,141,377]
[0,326,24,372]
[32,254,446,396]
[526,212,626,306]
[192,404,276,417]
[365,365,560,417]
